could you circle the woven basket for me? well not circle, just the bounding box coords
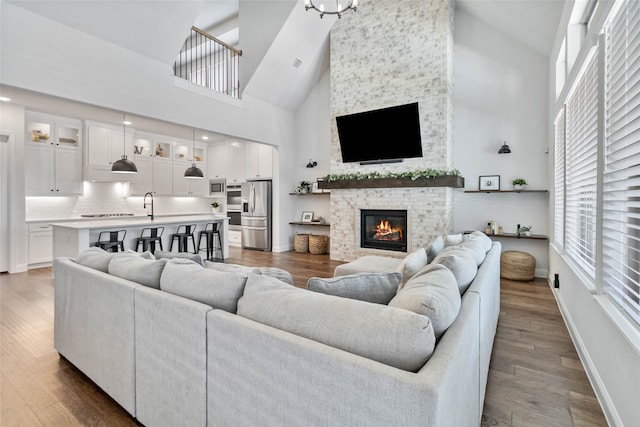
[500,250,536,281]
[309,234,329,255]
[294,234,309,253]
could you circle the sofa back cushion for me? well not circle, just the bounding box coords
[154,249,204,266]
[161,259,248,313]
[76,246,115,273]
[458,239,487,266]
[108,252,168,289]
[238,274,436,372]
[204,261,295,286]
[465,231,493,252]
[307,271,401,304]
[389,264,461,338]
[432,246,478,294]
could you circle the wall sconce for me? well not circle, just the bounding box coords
[498,141,511,154]
[306,159,318,168]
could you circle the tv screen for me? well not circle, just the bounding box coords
[336,102,423,164]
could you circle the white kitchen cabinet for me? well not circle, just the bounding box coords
[208,142,228,179]
[245,143,273,179]
[130,134,173,196]
[85,121,135,182]
[28,223,53,265]
[172,162,208,196]
[228,230,242,247]
[226,141,245,184]
[25,137,83,195]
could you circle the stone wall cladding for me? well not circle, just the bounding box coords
[328,0,455,261]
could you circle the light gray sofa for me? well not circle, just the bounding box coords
[53,241,501,427]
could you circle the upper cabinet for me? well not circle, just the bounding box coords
[226,141,246,184]
[85,121,135,182]
[245,143,273,180]
[208,142,228,179]
[25,112,83,195]
[129,133,173,196]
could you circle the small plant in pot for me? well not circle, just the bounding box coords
[211,201,220,213]
[512,178,528,191]
[297,181,312,193]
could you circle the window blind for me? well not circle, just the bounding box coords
[554,108,566,249]
[603,0,640,324]
[565,51,599,277]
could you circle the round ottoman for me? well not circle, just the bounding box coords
[500,251,536,281]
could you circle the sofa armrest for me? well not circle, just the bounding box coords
[207,292,481,426]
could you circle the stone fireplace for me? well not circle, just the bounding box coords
[360,209,407,252]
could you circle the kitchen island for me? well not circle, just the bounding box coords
[51,215,229,259]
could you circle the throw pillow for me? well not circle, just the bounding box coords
[154,249,204,266]
[75,246,115,273]
[389,264,461,338]
[464,231,493,252]
[444,233,463,247]
[395,248,429,289]
[108,252,168,289]
[432,246,478,294]
[204,261,294,285]
[307,271,402,304]
[160,259,248,313]
[125,249,156,260]
[238,274,436,372]
[425,236,445,261]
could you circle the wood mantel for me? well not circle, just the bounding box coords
[317,175,464,190]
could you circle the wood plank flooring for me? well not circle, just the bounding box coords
[0,248,607,426]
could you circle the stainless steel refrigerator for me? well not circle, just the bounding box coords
[241,180,272,251]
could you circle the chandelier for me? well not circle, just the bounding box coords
[304,0,358,18]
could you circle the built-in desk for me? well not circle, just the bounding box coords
[50,215,229,259]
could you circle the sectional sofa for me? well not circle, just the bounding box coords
[53,234,501,427]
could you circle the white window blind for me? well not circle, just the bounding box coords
[603,0,640,324]
[554,108,566,249]
[565,50,599,277]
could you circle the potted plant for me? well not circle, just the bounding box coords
[512,178,528,191]
[297,181,312,193]
[211,201,220,214]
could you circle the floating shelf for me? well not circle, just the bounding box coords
[289,222,330,227]
[471,232,548,240]
[464,190,548,193]
[288,192,330,196]
[318,175,464,190]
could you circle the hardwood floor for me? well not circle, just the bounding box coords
[0,248,607,426]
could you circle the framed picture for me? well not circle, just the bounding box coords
[301,211,314,222]
[479,175,500,191]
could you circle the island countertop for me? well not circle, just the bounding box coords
[51,215,229,259]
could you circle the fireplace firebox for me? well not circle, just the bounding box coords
[360,209,407,252]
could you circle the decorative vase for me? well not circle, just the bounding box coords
[513,184,525,191]
[211,207,220,214]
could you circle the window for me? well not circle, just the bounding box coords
[564,50,599,278]
[554,108,566,249]
[602,0,640,324]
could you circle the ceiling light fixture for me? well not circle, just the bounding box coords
[304,0,357,18]
[201,135,209,140]
[498,141,511,154]
[111,114,138,174]
[184,129,204,179]
[0,96,11,102]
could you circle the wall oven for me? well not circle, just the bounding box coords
[209,179,226,196]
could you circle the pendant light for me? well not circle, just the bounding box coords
[184,129,204,179]
[112,114,138,173]
[498,141,511,154]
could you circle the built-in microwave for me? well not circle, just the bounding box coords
[209,179,226,196]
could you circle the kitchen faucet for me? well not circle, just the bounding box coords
[143,192,154,220]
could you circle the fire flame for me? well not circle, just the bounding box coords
[373,220,403,240]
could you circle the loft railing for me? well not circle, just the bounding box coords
[173,26,242,98]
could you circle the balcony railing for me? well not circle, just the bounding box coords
[173,26,242,98]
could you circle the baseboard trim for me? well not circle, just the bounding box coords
[550,282,623,427]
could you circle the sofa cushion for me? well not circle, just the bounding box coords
[76,246,115,273]
[307,271,401,304]
[154,249,204,266]
[108,252,168,289]
[333,255,401,277]
[395,248,429,288]
[425,235,445,260]
[238,274,436,372]
[432,246,478,294]
[458,239,487,266]
[204,261,294,286]
[464,231,493,252]
[444,233,464,247]
[160,259,248,313]
[389,264,461,338]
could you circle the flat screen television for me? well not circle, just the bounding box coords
[336,102,422,164]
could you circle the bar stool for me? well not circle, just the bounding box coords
[169,224,197,254]
[93,230,126,252]
[134,227,164,254]
[197,222,224,261]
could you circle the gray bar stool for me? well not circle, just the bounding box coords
[94,230,126,252]
[135,227,164,254]
[169,224,197,253]
[197,222,224,261]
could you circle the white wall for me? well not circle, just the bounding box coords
[453,8,549,277]
[546,2,640,426]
